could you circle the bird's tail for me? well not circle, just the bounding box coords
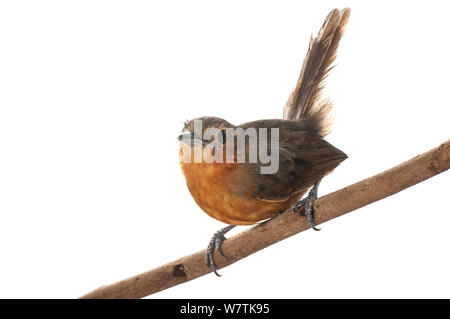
[283,8,351,137]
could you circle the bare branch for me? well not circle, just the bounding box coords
[80,139,450,299]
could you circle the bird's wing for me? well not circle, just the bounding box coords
[231,121,347,202]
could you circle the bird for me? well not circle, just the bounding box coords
[178,8,350,276]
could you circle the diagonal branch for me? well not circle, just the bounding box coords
[80,139,450,299]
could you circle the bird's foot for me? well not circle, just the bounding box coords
[205,225,235,276]
[294,181,321,231]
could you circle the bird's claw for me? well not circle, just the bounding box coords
[293,199,305,212]
[294,181,321,231]
[215,234,226,257]
[205,225,235,276]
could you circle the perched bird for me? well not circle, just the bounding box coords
[178,8,350,276]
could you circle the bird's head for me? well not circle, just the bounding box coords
[178,116,234,164]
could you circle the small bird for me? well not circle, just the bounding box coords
[179,8,350,276]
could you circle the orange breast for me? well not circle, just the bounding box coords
[179,148,290,225]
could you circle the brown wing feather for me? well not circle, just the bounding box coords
[283,8,351,137]
[233,120,347,202]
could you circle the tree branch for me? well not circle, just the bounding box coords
[80,139,450,299]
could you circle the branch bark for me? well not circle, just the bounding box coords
[80,139,450,299]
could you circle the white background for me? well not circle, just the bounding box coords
[0,0,449,298]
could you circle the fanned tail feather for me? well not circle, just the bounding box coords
[283,8,351,137]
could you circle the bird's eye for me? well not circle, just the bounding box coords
[209,130,226,144]
[219,130,226,144]
[202,127,225,144]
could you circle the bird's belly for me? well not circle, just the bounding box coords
[180,162,288,225]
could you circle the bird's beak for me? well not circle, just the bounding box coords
[178,131,203,146]
[178,131,194,142]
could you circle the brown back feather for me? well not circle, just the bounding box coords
[283,8,351,137]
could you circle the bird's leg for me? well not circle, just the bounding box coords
[206,225,235,276]
[294,180,321,231]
